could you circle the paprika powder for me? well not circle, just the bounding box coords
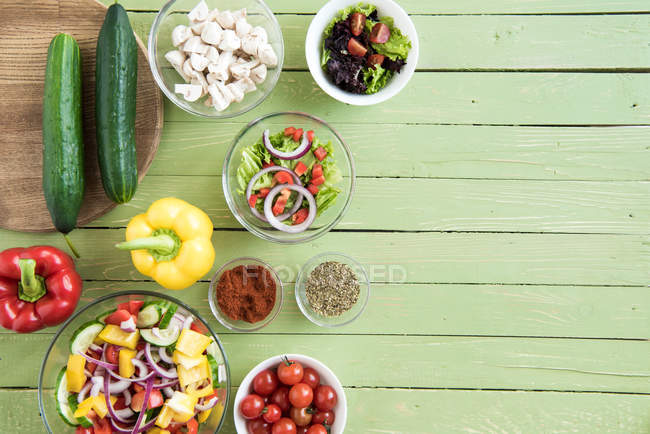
[216,265,276,323]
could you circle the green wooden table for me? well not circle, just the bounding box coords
[1,0,649,432]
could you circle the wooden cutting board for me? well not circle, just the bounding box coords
[0,0,163,232]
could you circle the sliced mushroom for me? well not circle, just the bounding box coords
[229,62,250,80]
[205,45,220,64]
[250,26,268,44]
[208,83,230,111]
[216,10,235,29]
[257,43,278,67]
[188,0,209,23]
[211,50,233,82]
[235,18,252,38]
[182,58,194,78]
[227,82,245,103]
[232,8,247,21]
[201,21,223,45]
[174,83,203,102]
[218,29,241,52]
[190,70,209,95]
[215,80,234,103]
[207,8,220,22]
[165,50,190,82]
[234,77,257,93]
[250,63,267,84]
[191,20,207,36]
[206,71,219,85]
[183,36,208,54]
[241,34,260,56]
[190,53,209,71]
[171,25,193,47]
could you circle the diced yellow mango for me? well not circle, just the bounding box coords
[119,348,137,378]
[74,396,95,418]
[155,404,174,429]
[178,356,209,387]
[186,381,214,398]
[167,391,197,423]
[66,354,86,393]
[175,329,211,357]
[172,350,204,370]
[98,324,140,349]
[197,407,212,424]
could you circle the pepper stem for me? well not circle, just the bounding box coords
[115,228,182,263]
[18,259,47,302]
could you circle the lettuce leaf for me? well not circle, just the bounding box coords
[363,65,393,94]
[315,185,341,216]
[236,142,271,194]
[366,16,412,61]
[321,3,377,68]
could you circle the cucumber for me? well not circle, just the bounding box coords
[55,368,78,426]
[67,395,93,428]
[96,309,116,324]
[158,303,178,329]
[42,33,85,245]
[206,353,219,386]
[140,325,181,347]
[136,303,163,328]
[70,320,104,355]
[95,3,138,204]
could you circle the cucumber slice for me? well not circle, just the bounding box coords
[96,309,116,324]
[55,368,78,426]
[158,303,178,329]
[206,337,219,358]
[136,303,162,328]
[206,353,219,386]
[70,320,104,355]
[67,395,93,427]
[140,324,181,347]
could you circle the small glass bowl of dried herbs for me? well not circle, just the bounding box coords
[295,252,370,327]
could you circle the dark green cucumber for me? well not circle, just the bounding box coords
[42,33,84,254]
[95,3,138,204]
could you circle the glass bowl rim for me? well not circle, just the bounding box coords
[295,251,371,327]
[147,0,285,119]
[222,111,356,244]
[208,256,284,332]
[38,289,232,434]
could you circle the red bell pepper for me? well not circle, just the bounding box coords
[0,246,82,333]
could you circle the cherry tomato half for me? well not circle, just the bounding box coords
[247,417,272,434]
[272,418,297,434]
[277,358,304,386]
[313,385,337,412]
[289,383,313,408]
[105,344,120,365]
[289,407,312,427]
[306,424,328,434]
[270,386,291,413]
[254,369,280,396]
[301,368,320,390]
[263,403,282,424]
[312,410,335,426]
[241,394,266,419]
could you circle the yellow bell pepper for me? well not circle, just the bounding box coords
[119,348,137,378]
[197,407,212,424]
[175,329,211,357]
[167,391,198,423]
[66,354,86,393]
[74,395,117,419]
[155,404,174,429]
[115,198,215,290]
[178,356,210,387]
[98,324,140,350]
[186,380,214,398]
[172,349,204,370]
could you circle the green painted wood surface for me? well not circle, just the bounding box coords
[2,0,650,433]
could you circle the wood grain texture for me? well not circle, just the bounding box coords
[0,0,163,232]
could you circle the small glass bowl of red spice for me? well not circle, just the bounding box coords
[208,257,284,332]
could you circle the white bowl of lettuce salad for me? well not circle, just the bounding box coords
[222,112,355,243]
[306,0,418,105]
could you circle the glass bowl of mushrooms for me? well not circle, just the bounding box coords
[148,0,284,118]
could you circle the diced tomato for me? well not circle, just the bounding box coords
[311,175,325,186]
[130,389,164,412]
[293,128,304,142]
[262,161,274,168]
[284,126,296,137]
[136,341,146,352]
[104,309,132,326]
[307,184,319,196]
[187,418,199,434]
[292,208,309,225]
[294,161,308,176]
[306,130,315,143]
[273,171,294,185]
[118,300,143,315]
[314,146,327,161]
[311,164,323,178]
[75,427,93,434]
[113,397,127,410]
[272,195,288,216]
[93,418,111,434]
[248,194,258,208]
[133,383,144,393]
[105,345,120,365]
[190,322,207,334]
[86,350,100,374]
[259,187,270,198]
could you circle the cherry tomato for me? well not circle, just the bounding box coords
[105,344,120,364]
[289,407,312,427]
[263,403,282,424]
[367,53,386,68]
[312,410,335,425]
[270,386,291,413]
[347,37,367,57]
[301,368,320,389]
[306,425,327,434]
[369,22,391,43]
[75,427,93,434]
[241,394,266,419]
[296,427,309,434]
[348,12,366,36]
[272,417,297,434]
[289,383,313,408]
[254,369,280,396]
[313,385,337,411]
[130,389,163,412]
[277,357,303,386]
[247,418,272,434]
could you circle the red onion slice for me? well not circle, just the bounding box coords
[131,358,149,377]
[263,129,312,160]
[195,397,218,412]
[104,374,134,424]
[123,388,132,406]
[145,343,178,379]
[158,346,173,364]
[107,368,155,383]
[131,377,154,434]
[120,317,137,333]
[162,386,175,398]
[78,351,118,370]
[77,381,92,403]
[263,184,317,233]
[90,381,102,397]
[246,165,303,222]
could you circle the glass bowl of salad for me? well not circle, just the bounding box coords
[38,291,231,433]
[305,0,419,105]
[222,111,355,243]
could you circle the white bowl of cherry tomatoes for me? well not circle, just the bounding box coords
[234,354,346,434]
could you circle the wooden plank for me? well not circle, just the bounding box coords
[86,175,650,234]
[6,333,650,391]
[126,13,650,70]
[4,387,650,433]
[102,0,650,14]
[148,122,650,180]
[0,230,647,285]
[9,280,645,339]
[162,72,650,125]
